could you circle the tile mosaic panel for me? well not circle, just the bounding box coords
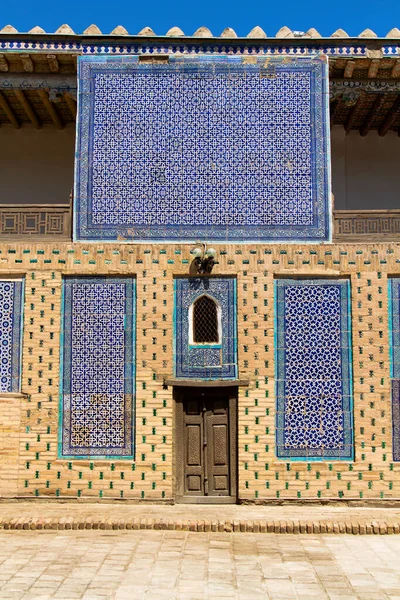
[388,279,400,461]
[75,55,331,242]
[392,380,400,461]
[60,277,135,458]
[0,280,23,393]
[389,279,400,379]
[275,279,353,460]
[175,277,236,379]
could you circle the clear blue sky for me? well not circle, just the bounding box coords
[1,0,399,38]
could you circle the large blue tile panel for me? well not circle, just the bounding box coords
[275,279,353,460]
[75,55,331,242]
[0,280,24,393]
[60,277,135,458]
[174,277,237,379]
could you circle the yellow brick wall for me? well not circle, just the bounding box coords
[0,241,398,501]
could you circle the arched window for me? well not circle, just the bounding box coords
[190,295,220,344]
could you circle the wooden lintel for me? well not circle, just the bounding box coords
[38,89,64,130]
[367,59,380,79]
[0,91,20,128]
[164,379,249,388]
[64,92,77,119]
[47,54,59,73]
[0,53,9,72]
[343,61,356,78]
[379,95,400,136]
[360,94,385,137]
[20,54,34,73]
[392,59,400,78]
[14,89,41,130]
[344,95,362,133]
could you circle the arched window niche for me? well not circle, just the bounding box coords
[188,294,222,346]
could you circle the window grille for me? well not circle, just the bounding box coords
[193,295,219,344]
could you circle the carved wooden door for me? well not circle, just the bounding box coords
[175,388,237,502]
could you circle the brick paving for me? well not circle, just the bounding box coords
[0,530,400,599]
[1,502,400,534]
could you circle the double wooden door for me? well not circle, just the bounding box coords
[175,387,237,503]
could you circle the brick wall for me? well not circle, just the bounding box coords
[0,241,397,501]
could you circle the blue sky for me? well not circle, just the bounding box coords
[1,0,399,38]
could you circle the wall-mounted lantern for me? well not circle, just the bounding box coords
[189,244,217,275]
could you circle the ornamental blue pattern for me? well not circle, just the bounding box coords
[275,279,353,460]
[388,279,400,460]
[0,280,23,393]
[175,278,237,379]
[75,55,331,242]
[60,278,135,458]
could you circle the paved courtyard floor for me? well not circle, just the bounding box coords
[0,531,399,600]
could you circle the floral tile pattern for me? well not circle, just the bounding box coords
[75,55,331,242]
[60,278,135,458]
[275,279,353,460]
[0,280,23,393]
[389,279,400,460]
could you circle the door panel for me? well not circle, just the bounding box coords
[207,413,230,496]
[175,387,237,501]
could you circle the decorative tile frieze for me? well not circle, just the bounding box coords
[275,279,353,460]
[174,277,237,379]
[0,279,23,393]
[60,277,135,458]
[75,55,331,242]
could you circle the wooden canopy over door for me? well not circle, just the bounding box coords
[175,386,237,504]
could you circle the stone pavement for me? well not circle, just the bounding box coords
[1,502,400,534]
[0,530,400,599]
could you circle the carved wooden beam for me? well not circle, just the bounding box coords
[330,97,343,122]
[13,89,41,129]
[0,91,20,128]
[64,93,77,119]
[360,94,385,136]
[0,54,9,72]
[343,61,356,78]
[20,54,34,73]
[0,74,77,93]
[38,89,64,130]
[392,59,400,78]
[344,94,362,133]
[367,59,380,79]
[47,54,59,73]
[379,95,400,136]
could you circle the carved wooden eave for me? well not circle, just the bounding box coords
[0,37,399,133]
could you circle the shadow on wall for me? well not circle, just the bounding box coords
[331,126,400,210]
[0,126,75,205]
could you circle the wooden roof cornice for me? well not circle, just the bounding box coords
[0,26,400,134]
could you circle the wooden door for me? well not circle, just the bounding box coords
[175,387,237,502]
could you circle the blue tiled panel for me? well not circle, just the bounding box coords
[60,278,135,458]
[75,55,331,242]
[388,279,400,460]
[175,278,236,379]
[275,279,353,460]
[0,280,23,393]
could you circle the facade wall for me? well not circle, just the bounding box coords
[331,127,400,210]
[0,126,75,206]
[1,124,398,213]
[0,241,397,501]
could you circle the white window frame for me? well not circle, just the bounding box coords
[188,294,222,346]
